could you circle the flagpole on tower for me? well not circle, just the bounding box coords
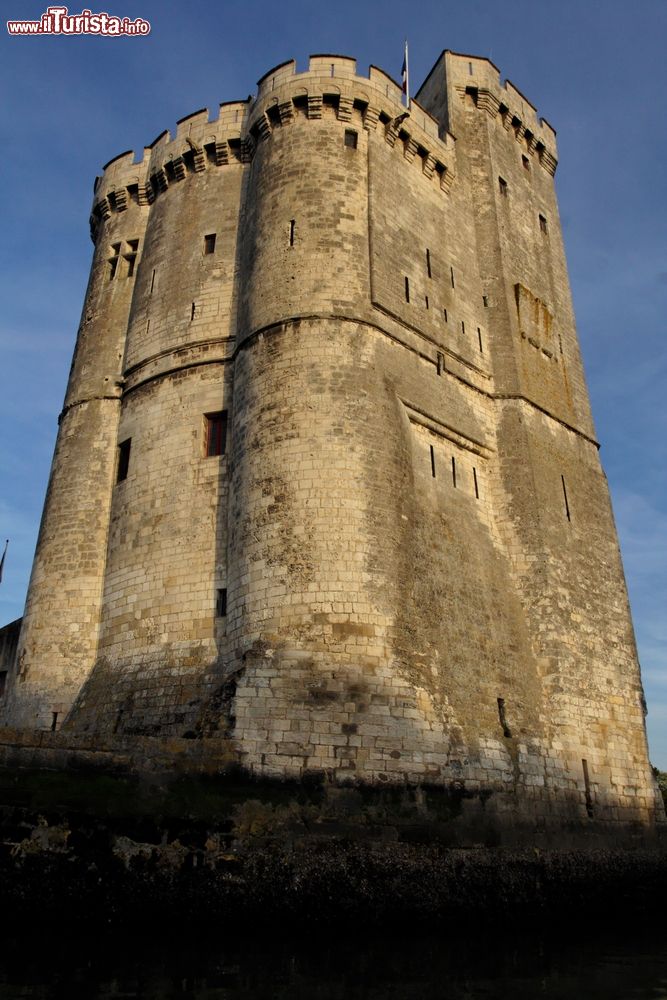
[402,39,410,110]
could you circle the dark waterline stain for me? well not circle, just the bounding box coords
[1,924,667,999]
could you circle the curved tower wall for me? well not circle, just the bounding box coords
[2,53,662,827]
[1,178,148,728]
[69,104,250,734]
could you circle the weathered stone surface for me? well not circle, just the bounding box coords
[0,52,662,832]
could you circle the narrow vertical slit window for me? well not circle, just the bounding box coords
[539,213,548,234]
[426,248,432,278]
[124,239,139,278]
[482,295,489,307]
[450,266,455,288]
[191,302,197,322]
[437,352,445,376]
[404,276,410,303]
[522,154,530,171]
[582,759,594,817]
[499,176,508,197]
[204,233,217,255]
[430,445,436,478]
[477,327,483,352]
[150,268,156,294]
[443,308,448,323]
[51,712,59,732]
[473,467,479,499]
[0,671,7,699]
[425,295,429,310]
[108,242,121,281]
[216,588,228,618]
[461,320,466,335]
[497,698,512,738]
[289,219,296,246]
[116,438,131,483]
[205,411,228,458]
[451,456,457,488]
[561,474,571,521]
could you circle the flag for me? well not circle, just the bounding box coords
[401,40,410,108]
[0,540,7,584]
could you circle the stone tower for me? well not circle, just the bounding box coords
[1,52,662,828]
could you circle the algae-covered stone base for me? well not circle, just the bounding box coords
[1,766,665,927]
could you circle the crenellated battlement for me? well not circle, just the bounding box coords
[89,54,459,243]
[417,50,558,175]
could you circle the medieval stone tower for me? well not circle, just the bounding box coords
[1,51,662,828]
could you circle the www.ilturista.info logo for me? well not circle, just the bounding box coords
[7,6,150,35]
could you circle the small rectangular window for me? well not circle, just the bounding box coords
[539,213,548,234]
[499,176,508,197]
[204,233,216,254]
[216,588,227,617]
[108,242,121,281]
[344,129,358,149]
[124,239,139,278]
[522,154,530,171]
[205,411,228,457]
[116,438,131,483]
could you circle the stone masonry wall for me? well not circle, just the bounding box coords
[2,53,662,829]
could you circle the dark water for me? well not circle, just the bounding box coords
[1,925,666,999]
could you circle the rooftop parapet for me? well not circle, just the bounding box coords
[90,54,461,241]
[417,50,558,172]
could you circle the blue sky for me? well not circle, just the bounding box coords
[1,0,665,765]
